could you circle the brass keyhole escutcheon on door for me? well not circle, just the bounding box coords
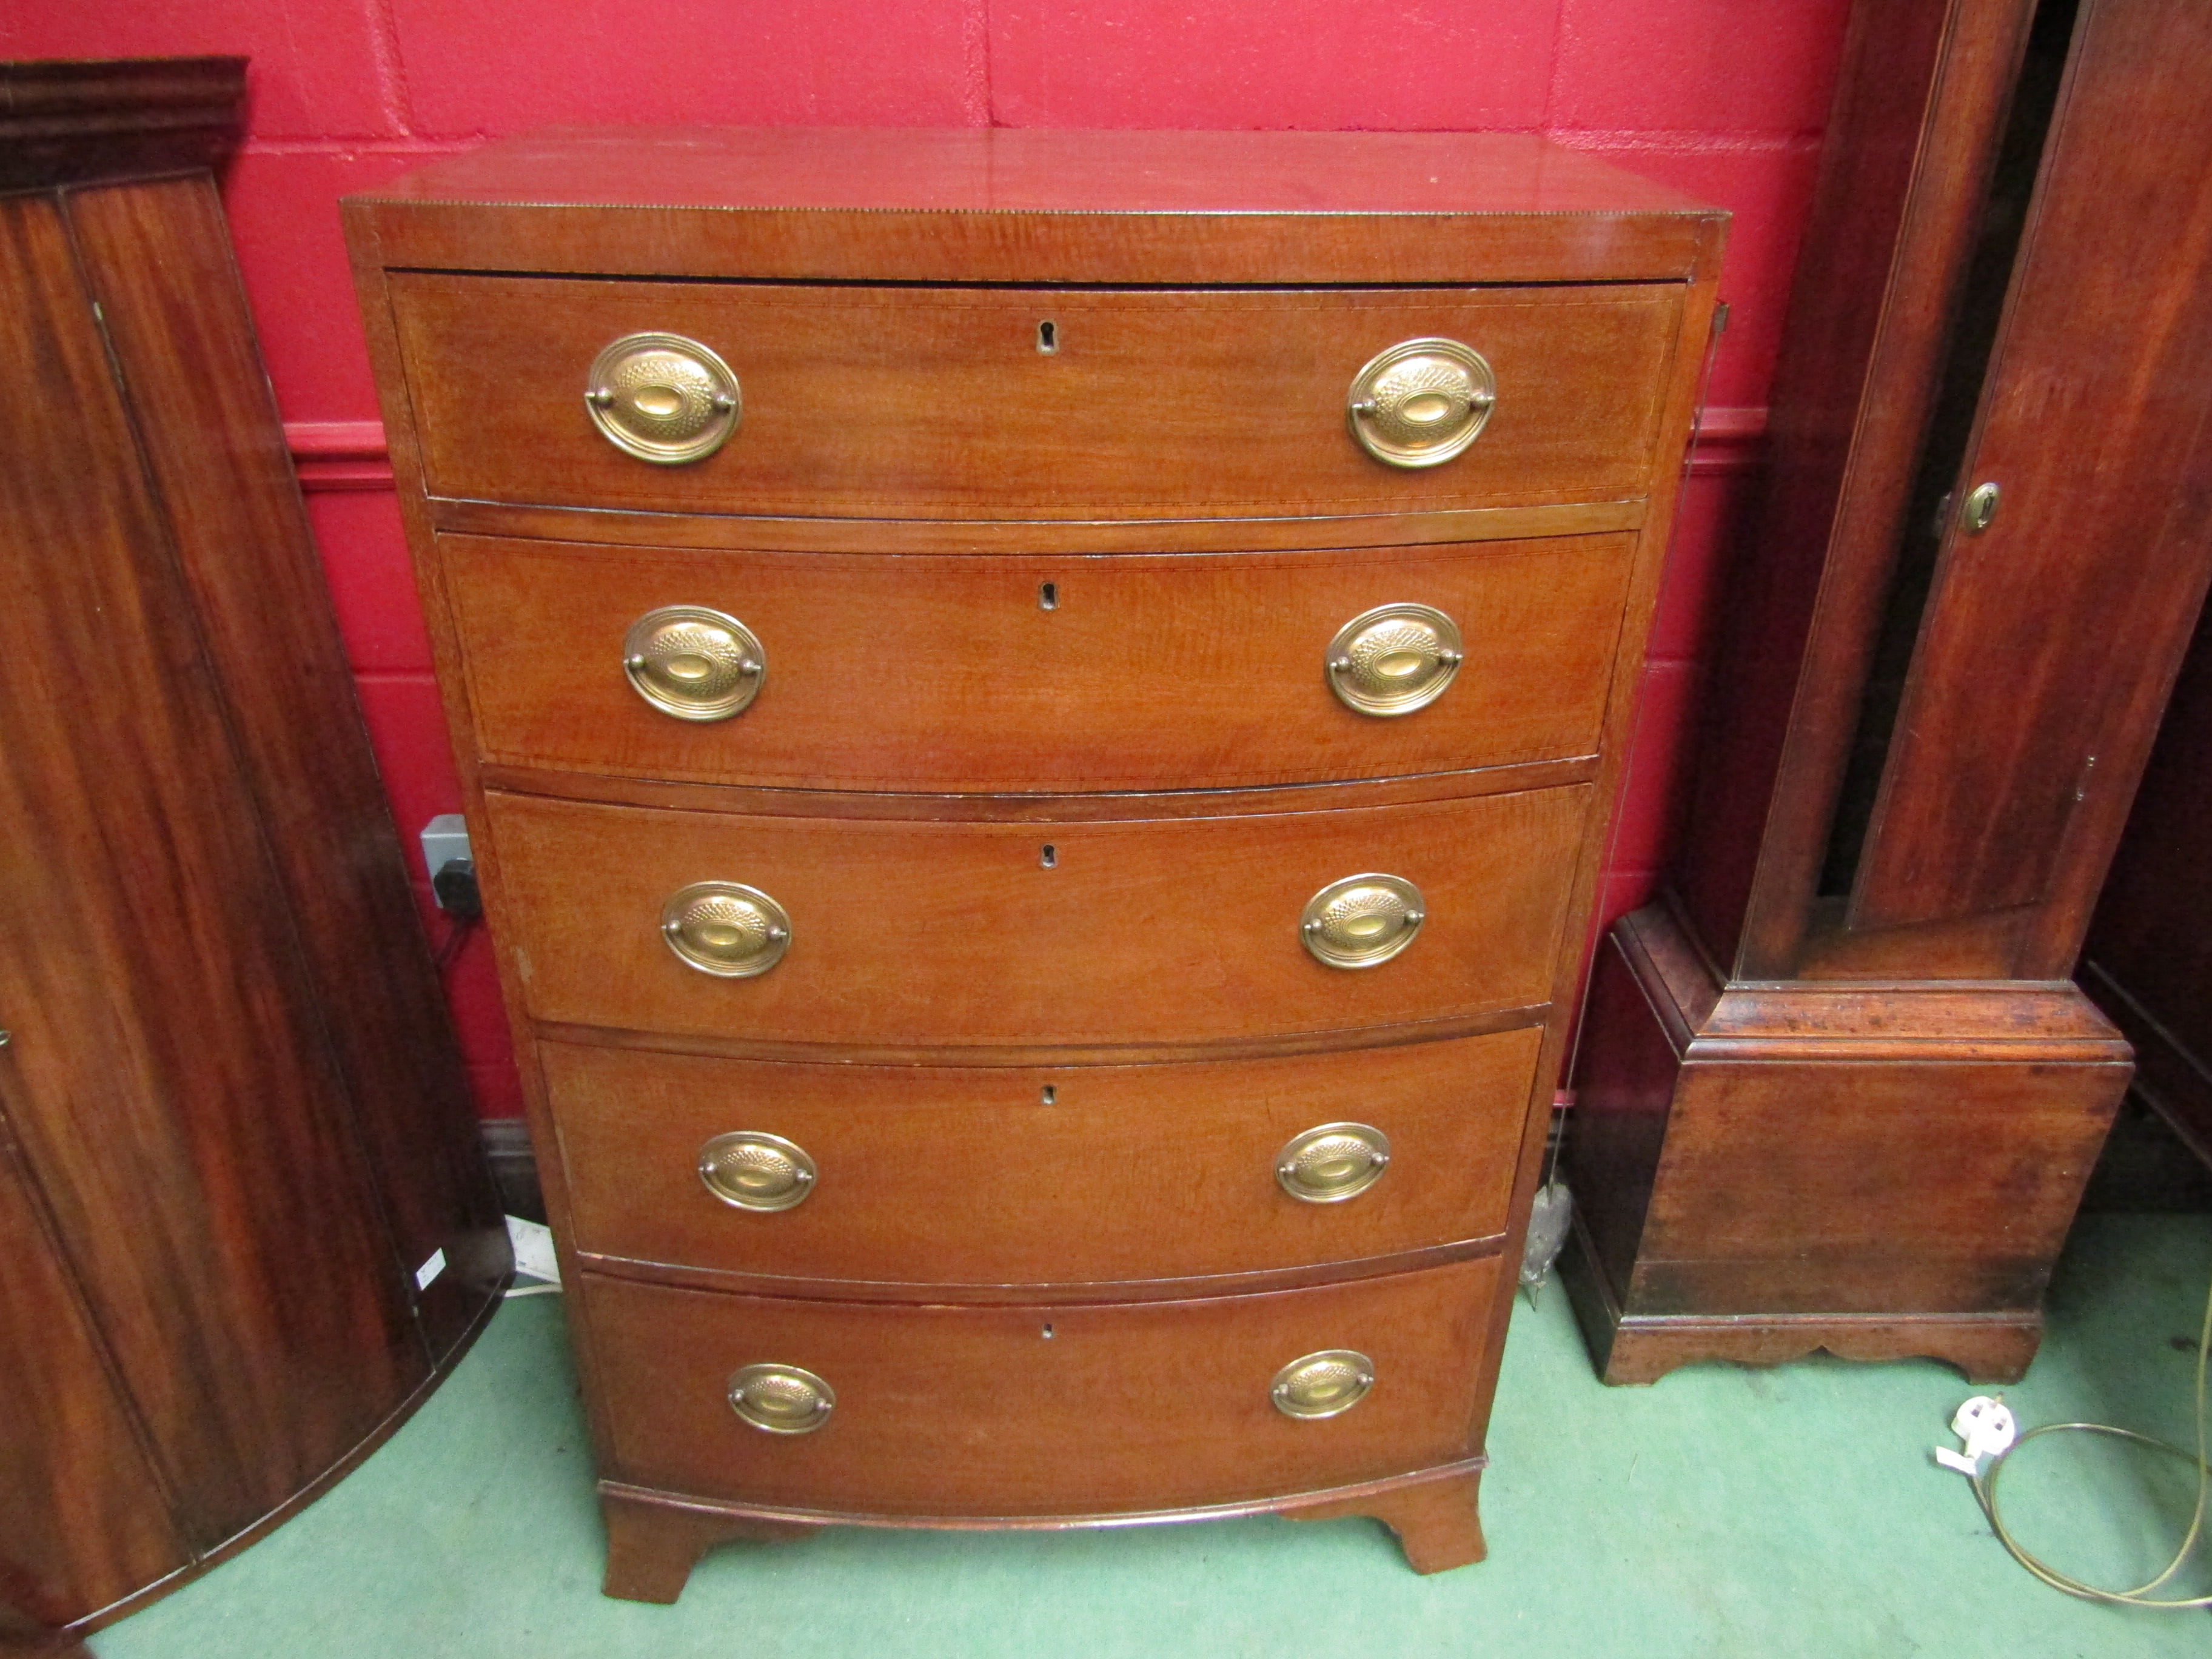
[1346,338,1496,468]
[1276,1123,1392,1204]
[1300,874,1426,968]
[727,1362,835,1434]
[661,881,792,977]
[1270,1350,1376,1419]
[622,605,765,720]
[1325,602,1464,716]
[1959,480,2001,534]
[698,1131,817,1212]
[584,332,741,464]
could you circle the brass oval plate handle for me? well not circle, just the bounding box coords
[1300,873,1426,970]
[1959,480,2000,534]
[1325,602,1464,717]
[727,1362,834,1434]
[661,881,792,978]
[1346,338,1495,468]
[623,605,765,722]
[585,332,741,464]
[1276,1122,1392,1204]
[698,1131,817,1212]
[1270,1350,1376,1419]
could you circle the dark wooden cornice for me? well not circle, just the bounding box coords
[0,58,245,193]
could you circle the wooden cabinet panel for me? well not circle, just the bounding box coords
[0,1130,184,1629]
[388,276,1682,520]
[67,178,507,1362]
[485,785,1586,1051]
[0,64,507,1634]
[0,191,423,1541]
[544,1030,1538,1292]
[584,1258,1501,1516]
[1850,0,2212,932]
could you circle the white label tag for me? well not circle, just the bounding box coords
[415,1247,447,1292]
[506,1215,561,1285]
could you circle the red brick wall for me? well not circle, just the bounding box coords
[2,1,1852,1115]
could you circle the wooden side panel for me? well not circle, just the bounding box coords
[0,195,421,1544]
[387,276,1681,520]
[1560,928,1684,1311]
[542,1030,1538,1290]
[2083,602,2212,1159]
[1674,0,2037,974]
[0,1118,184,1628]
[483,786,1586,1051]
[63,176,509,1362]
[444,532,1634,793]
[1850,0,2212,937]
[1630,1055,2124,1316]
[583,1258,1500,1516]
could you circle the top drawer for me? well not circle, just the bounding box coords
[386,276,1683,521]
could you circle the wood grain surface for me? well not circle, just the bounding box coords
[483,785,1585,1051]
[1849,0,2212,949]
[0,71,508,1634]
[582,1256,1500,1517]
[65,176,508,1359]
[389,276,1681,520]
[0,1125,183,1627]
[0,192,423,1546]
[444,531,1632,792]
[350,127,1723,286]
[1675,0,2038,977]
[540,1029,1535,1291]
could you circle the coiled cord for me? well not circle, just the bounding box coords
[1971,1254,2212,1608]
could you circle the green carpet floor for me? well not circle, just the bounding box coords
[92,1214,2212,1658]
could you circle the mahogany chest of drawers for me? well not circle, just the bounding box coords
[345,128,1721,1597]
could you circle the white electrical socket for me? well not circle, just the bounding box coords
[420,813,471,882]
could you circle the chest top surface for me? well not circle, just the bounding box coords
[346,127,1724,286]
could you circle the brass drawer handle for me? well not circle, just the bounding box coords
[1325,602,1464,716]
[1300,874,1425,969]
[728,1362,834,1434]
[1276,1122,1391,1204]
[585,332,741,464]
[623,605,765,721]
[1271,1350,1375,1419]
[699,1131,817,1212]
[661,881,791,978]
[1346,338,1495,468]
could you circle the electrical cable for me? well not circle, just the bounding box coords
[434,914,478,971]
[1969,1250,2212,1608]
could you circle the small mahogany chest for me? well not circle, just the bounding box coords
[344,127,1722,1597]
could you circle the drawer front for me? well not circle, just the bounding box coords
[583,1258,1498,1515]
[389,276,1681,518]
[485,786,1586,1050]
[545,1029,1539,1289]
[447,532,1632,792]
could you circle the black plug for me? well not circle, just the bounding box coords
[432,857,483,919]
